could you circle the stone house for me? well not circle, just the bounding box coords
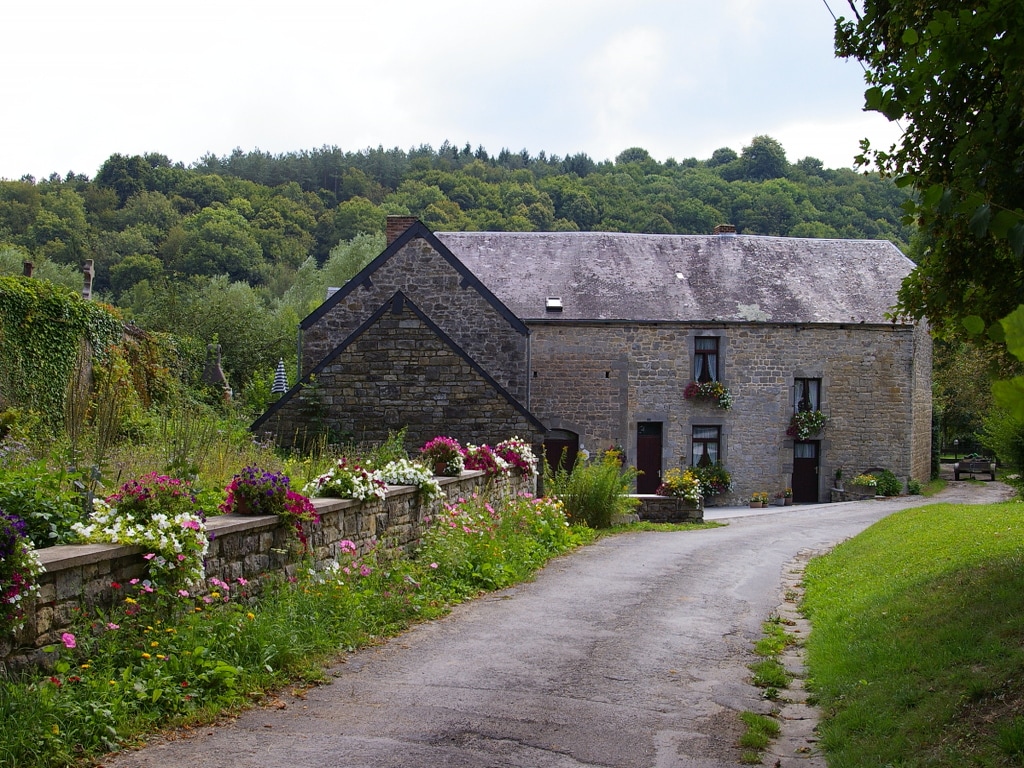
[254,217,932,504]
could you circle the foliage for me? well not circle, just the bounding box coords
[683,380,733,409]
[655,467,702,504]
[218,466,290,516]
[873,469,902,497]
[0,276,123,428]
[0,451,89,548]
[0,487,591,767]
[836,2,1024,337]
[419,436,465,476]
[802,502,1024,766]
[416,492,587,597]
[979,408,1024,470]
[546,453,639,529]
[692,462,733,497]
[302,457,387,502]
[71,473,209,588]
[786,410,827,439]
[750,492,770,505]
[0,511,43,636]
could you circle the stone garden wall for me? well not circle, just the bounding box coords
[4,470,533,667]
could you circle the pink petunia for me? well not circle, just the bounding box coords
[61,633,76,649]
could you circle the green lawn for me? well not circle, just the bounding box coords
[802,501,1024,767]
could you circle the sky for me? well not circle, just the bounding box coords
[1,0,903,182]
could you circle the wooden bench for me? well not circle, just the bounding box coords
[954,457,996,481]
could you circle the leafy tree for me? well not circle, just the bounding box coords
[95,154,154,206]
[167,207,262,282]
[737,135,789,182]
[835,1,1024,336]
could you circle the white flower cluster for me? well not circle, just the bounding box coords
[72,499,209,586]
[304,461,388,502]
[496,436,539,477]
[378,458,442,499]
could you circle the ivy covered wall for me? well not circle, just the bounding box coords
[0,277,123,427]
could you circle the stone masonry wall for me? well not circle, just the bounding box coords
[6,470,533,666]
[529,321,930,504]
[302,237,529,404]
[263,302,542,451]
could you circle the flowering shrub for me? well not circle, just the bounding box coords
[683,380,733,409]
[462,443,510,477]
[72,473,209,588]
[420,436,465,476]
[655,467,702,503]
[218,467,289,516]
[0,511,43,635]
[786,410,827,439]
[495,437,538,477]
[377,458,442,500]
[303,458,387,501]
[692,462,733,497]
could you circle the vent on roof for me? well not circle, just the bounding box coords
[546,297,563,312]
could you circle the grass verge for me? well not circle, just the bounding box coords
[802,500,1024,767]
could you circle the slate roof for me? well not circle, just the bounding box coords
[434,231,914,325]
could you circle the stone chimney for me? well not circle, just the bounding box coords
[713,224,736,235]
[386,215,419,245]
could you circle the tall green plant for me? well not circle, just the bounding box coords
[547,454,638,529]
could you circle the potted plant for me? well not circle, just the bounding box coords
[302,458,388,501]
[834,468,844,491]
[221,467,320,552]
[219,467,289,517]
[749,491,768,508]
[420,436,466,476]
[784,487,793,505]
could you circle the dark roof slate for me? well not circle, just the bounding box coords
[434,231,914,325]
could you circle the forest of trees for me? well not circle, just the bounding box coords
[0,135,915,406]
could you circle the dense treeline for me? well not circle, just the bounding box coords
[0,135,913,405]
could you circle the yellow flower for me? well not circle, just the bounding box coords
[141,652,151,659]
[80,663,90,669]
[125,597,137,604]
[109,680,116,686]
[150,641,159,648]
[210,591,220,599]
[246,612,255,621]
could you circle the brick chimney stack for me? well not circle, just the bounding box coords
[713,224,736,235]
[386,215,419,245]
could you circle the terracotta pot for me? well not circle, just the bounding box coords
[784,498,793,506]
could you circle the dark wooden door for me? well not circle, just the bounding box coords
[544,434,579,474]
[636,422,663,494]
[792,440,820,503]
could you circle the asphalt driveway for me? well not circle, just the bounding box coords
[101,480,1013,768]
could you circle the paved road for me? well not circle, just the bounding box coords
[102,481,1013,768]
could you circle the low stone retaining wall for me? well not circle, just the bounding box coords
[4,471,532,667]
[632,495,704,523]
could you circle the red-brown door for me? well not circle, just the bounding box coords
[636,422,663,493]
[792,440,820,503]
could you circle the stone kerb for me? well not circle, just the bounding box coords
[6,470,534,667]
